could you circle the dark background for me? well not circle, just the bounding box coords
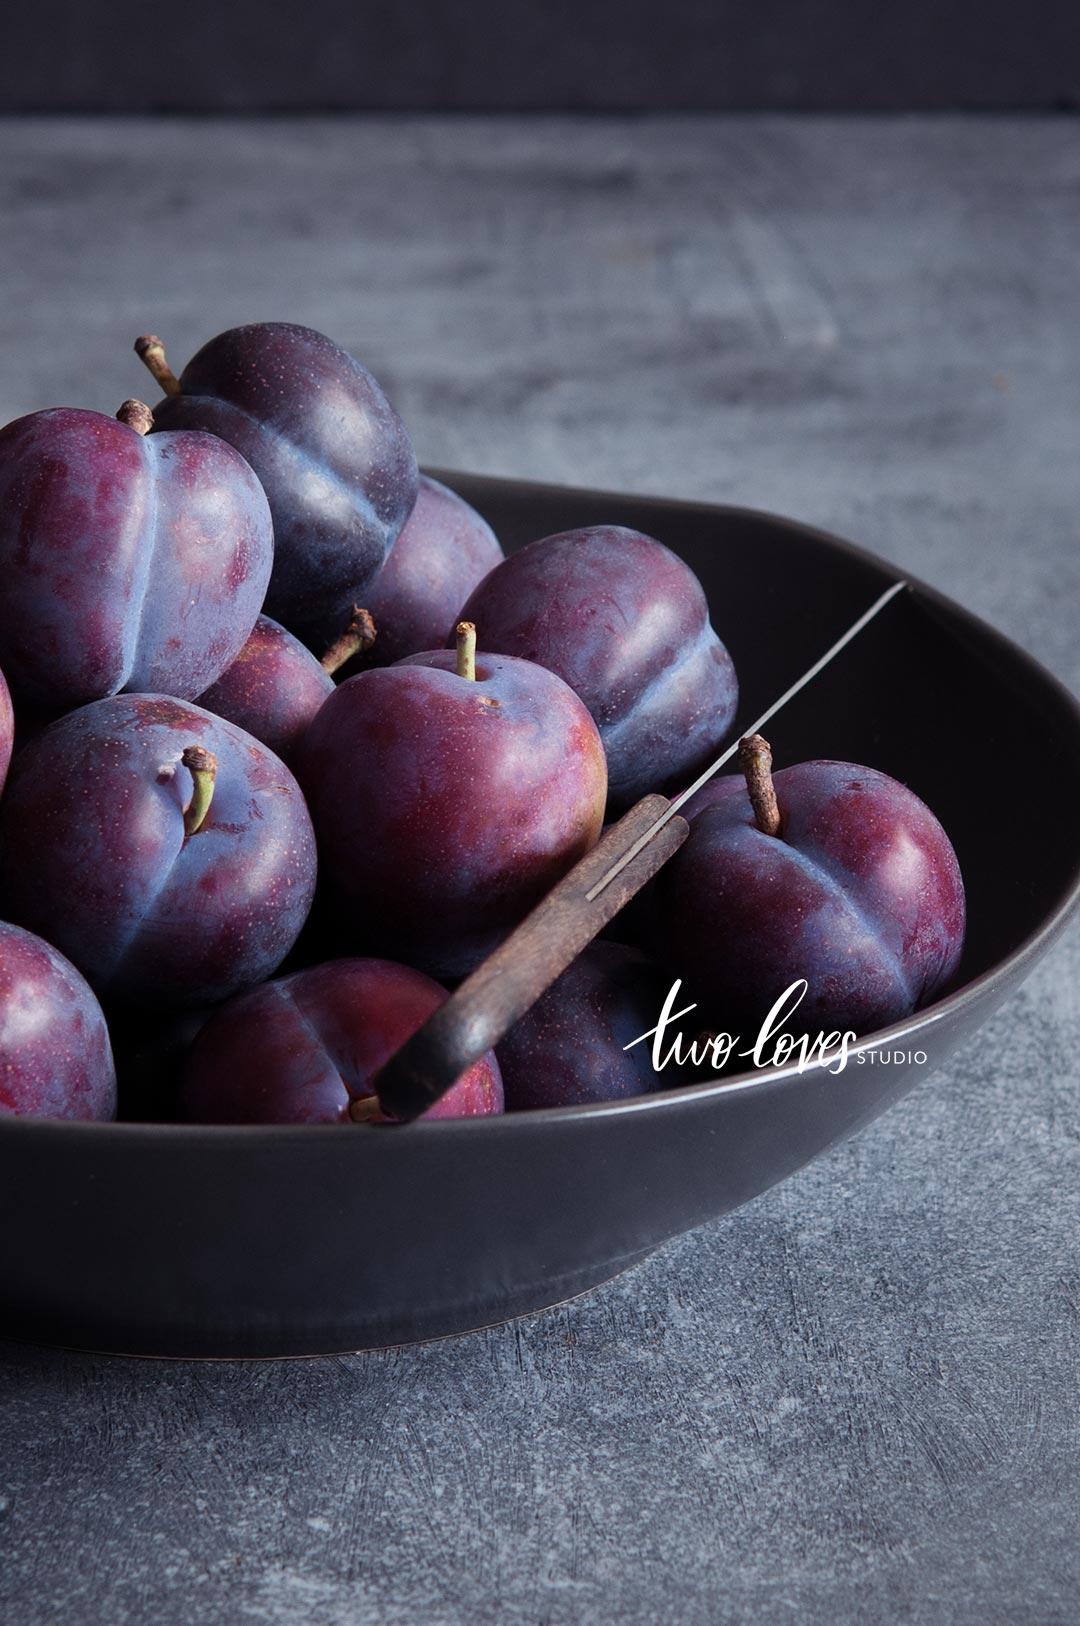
[3,0,1079,112]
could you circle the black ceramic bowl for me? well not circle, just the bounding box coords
[3,474,1079,1358]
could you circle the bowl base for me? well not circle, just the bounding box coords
[2,1248,658,1361]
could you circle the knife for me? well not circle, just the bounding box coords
[370,578,910,1122]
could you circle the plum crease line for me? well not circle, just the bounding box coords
[584,579,911,902]
[182,394,385,539]
[122,434,165,689]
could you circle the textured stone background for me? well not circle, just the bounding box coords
[1,116,1079,1624]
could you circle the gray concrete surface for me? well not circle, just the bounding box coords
[1,116,1079,1625]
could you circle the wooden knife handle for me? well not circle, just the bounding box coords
[373,793,689,1122]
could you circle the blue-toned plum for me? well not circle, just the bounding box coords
[498,942,673,1111]
[349,475,503,669]
[658,736,966,1038]
[294,625,607,978]
[179,957,503,1124]
[137,325,418,650]
[0,922,116,1120]
[0,399,272,710]
[0,695,317,1007]
[455,525,738,809]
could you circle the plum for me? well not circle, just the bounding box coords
[294,624,608,978]
[136,325,418,650]
[197,614,334,766]
[497,942,673,1111]
[347,475,504,670]
[0,695,317,1008]
[0,662,12,797]
[179,957,503,1124]
[0,922,116,1120]
[0,399,272,710]
[455,525,738,809]
[197,608,378,765]
[658,736,966,1039]
[672,774,745,824]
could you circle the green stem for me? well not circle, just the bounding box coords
[456,621,477,682]
[181,745,218,836]
[348,1094,386,1123]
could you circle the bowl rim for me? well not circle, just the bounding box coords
[4,479,1080,1146]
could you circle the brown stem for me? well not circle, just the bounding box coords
[738,734,781,837]
[320,607,377,676]
[456,622,477,681]
[181,745,218,836]
[116,400,154,436]
[134,334,183,397]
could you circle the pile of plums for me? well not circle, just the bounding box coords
[0,323,966,1128]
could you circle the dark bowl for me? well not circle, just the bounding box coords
[3,473,1079,1359]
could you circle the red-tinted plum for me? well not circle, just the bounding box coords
[455,525,738,809]
[348,476,504,669]
[179,958,503,1124]
[197,615,336,766]
[498,942,673,1111]
[137,325,418,651]
[196,609,378,765]
[0,922,116,1120]
[295,625,607,978]
[0,695,317,1008]
[0,663,12,796]
[658,737,966,1038]
[0,400,272,710]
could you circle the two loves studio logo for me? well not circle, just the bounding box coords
[626,979,930,1077]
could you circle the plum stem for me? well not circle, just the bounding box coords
[321,607,377,676]
[456,621,477,681]
[739,734,782,837]
[116,399,154,436]
[348,1094,385,1123]
[134,334,183,398]
[181,745,218,836]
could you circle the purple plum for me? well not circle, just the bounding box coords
[0,662,12,797]
[179,957,503,1124]
[196,614,336,766]
[0,922,116,1120]
[294,625,607,978]
[0,400,272,710]
[456,525,738,809]
[658,737,966,1038]
[0,695,317,1008]
[672,766,756,824]
[137,325,418,650]
[498,942,674,1111]
[347,475,504,669]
